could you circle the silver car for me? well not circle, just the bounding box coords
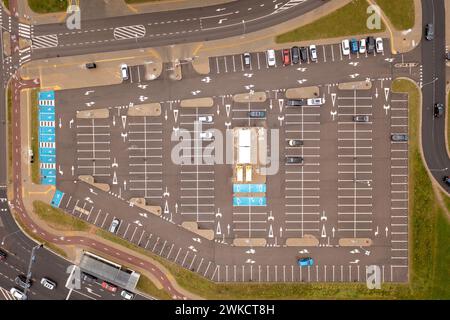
[109,218,121,233]
[353,115,369,122]
[391,134,408,141]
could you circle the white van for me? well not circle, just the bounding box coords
[120,64,129,81]
[10,288,27,300]
[307,98,324,106]
[266,49,276,67]
[40,278,56,290]
[109,218,121,233]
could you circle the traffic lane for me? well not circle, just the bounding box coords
[30,0,326,59]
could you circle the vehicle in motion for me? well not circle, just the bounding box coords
[248,111,266,118]
[267,49,276,67]
[309,45,317,61]
[200,131,214,140]
[101,281,118,293]
[353,115,369,122]
[443,176,450,186]
[285,156,303,164]
[434,103,444,118]
[297,257,314,267]
[282,49,291,66]
[198,115,213,123]
[121,290,134,300]
[286,99,307,107]
[291,46,300,64]
[41,278,56,290]
[10,288,27,300]
[375,37,384,53]
[120,64,129,81]
[307,97,324,106]
[109,218,121,233]
[0,249,6,261]
[86,62,97,69]
[425,23,434,40]
[350,38,359,53]
[299,47,308,62]
[15,275,32,289]
[359,39,366,54]
[243,53,251,68]
[341,39,350,56]
[391,134,408,142]
[366,36,375,53]
[288,139,303,147]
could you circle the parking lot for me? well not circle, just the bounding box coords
[52,38,409,283]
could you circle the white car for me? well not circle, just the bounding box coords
[307,98,324,106]
[121,290,134,300]
[341,39,350,56]
[109,218,120,233]
[40,278,56,290]
[375,37,384,53]
[10,288,27,300]
[198,115,213,123]
[120,64,129,81]
[309,45,317,61]
[359,39,366,54]
[200,131,213,140]
[266,49,276,67]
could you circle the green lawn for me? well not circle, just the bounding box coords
[136,275,173,300]
[276,0,385,43]
[30,89,40,184]
[32,200,90,232]
[447,93,450,154]
[3,0,9,10]
[375,0,415,31]
[28,0,68,13]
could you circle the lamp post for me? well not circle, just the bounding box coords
[23,244,43,297]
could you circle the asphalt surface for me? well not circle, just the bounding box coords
[420,0,449,190]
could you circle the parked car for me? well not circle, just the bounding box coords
[341,39,350,56]
[40,278,56,290]
[446,52,450,61]
[200,131,213,140]
[120,64,129,81]
[109,218,120,233]
[81,272,97,283]
[443,176,450,186]
[121,290,134,300]
[101,281,117,293]
[285,156,303,164]
[434,103,444,118]
[243,53,251,68]
[288,139,303,147]
[353,115,369,122]
[425,23,434,40]
[291,46,300,64]
[299,47,308,62]
[350,38,358,53]
[198,115,213,123]
[359,39,366,54]
[248,111,266,118]
[297,257,314,267]
[309,45,317,61]
[15,275,32,289]
[307,97,323,106]
[366,36,375,54]
[286,99,307,107]
[375,37,384,53]
[282,49,291,66]
[0,249,7,261]
[10,288,27,300]
[391,134,408,141]
[86,62,97,69]
[267,49,276,67]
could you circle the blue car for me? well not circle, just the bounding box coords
[350,38,359,53]
[297,257,314,267]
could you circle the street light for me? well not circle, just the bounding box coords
[23,244,43,297]
[1,230,20,245]
[420,77,438,89]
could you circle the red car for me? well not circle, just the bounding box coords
[0,249,7,261]
[282,49,291,66]
[101,281,117,293]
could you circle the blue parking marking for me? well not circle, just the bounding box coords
[39,106,54,113]
[39,113,55,122]
[41,176,56,185]
[41,168,56,177]
[39,127,55,135]
[39,134,55,143]
[39,148,55,155]
[40,155,56,163]
[233,184,267,193]
[38,90,56,185]
[51,190,64,208]
[39,91,55,100]
[233,197,267,207]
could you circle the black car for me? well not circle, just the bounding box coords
[248,111,266,118]
[286,99,307,107]
[15,275,32,289]
[285,156,303,164]
[291,46,300,64]
[425,23,434,41]
[243,53,251,68]
[81,272,97,283]
[0,249,6,261]
[434,103,444,117]
[86,62,97,69]
[443,176,450,186]
[366,36,375,54]
[299,47,308,62]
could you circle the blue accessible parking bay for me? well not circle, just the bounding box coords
[50,190,64,208]
[233,197,267,207]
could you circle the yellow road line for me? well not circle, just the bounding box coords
[28,186,55,195]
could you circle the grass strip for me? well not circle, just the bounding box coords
[27,0,68,13]
[32,200,90,232]
[374,0,415,31]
